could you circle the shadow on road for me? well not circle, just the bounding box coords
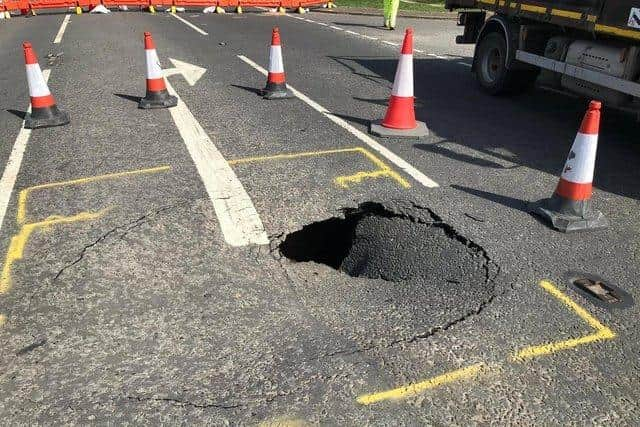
[451,184,529,213]
[416,142,518,170]
[330,112,371,128]
[230,84,262,96]
[113,93,141,104]
[6,109,26,121]
[329,55,640,201]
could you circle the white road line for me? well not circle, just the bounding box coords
[163,78,268,246]
[171,13,208,35]
[0,70,51,234]
[53,14,71,44]
[284,13,469,66]
[238,55,439,189]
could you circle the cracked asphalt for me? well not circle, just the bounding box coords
[0,8,639,425]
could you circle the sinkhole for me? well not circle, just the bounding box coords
[279,201,495,288]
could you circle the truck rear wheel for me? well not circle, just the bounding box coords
[475,32,536,95]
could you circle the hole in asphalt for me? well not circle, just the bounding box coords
[280,201,494,285]
[278,201,502,344]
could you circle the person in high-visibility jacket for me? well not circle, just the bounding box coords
[383,0,400,29]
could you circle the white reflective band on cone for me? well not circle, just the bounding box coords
[25,63,51,97]
[391,54,413,98]
[561,133,598,184]
[145,49,163,79]
[268,46,284,73]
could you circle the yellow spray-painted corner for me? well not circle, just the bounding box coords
[228,146,410,190]
[512,280,616,361]
[0,210,109,295]
[357,279,617,405]
[16,165,171,225]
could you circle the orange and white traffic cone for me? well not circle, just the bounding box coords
[261,27,292,100]
[370,28,428,138]
[139,32,177,109]
[23,42,70,129]
[530,100,608,232]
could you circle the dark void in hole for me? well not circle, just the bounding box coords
[279,201,492,285]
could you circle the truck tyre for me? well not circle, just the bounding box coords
[475,32,536,95]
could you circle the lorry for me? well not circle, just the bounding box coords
[445,0,640,112]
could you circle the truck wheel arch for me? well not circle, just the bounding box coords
[473,15,519,72]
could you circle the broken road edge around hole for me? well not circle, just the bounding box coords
[356,279,617,406]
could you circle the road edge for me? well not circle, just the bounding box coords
[311,6,458,20]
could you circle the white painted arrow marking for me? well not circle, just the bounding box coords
[164,58,207,86]
[162,66,268,247]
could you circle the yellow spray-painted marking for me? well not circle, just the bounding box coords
[259,418,310,427]
[357,364,485,405]
[17,165,171,225]
[0,210,108,295]
[512,280,616,361]
[228,147,410,189]
[357,280,617,405]
[0,314,5,328]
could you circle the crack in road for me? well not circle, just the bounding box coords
[312,284,508,361]
[272,200,508,361]
[126,395,243,410]
[52,202,188,282]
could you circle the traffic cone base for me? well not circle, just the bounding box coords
[529,100,607,232]
[25,105,70,129]
[139,89,178,109]
[261,78,292,99]
[370,119,428,139]
[530,197,608,232]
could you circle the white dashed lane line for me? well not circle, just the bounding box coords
[53,14,71,44]
[238,55,440,189]
[285,13,470,66]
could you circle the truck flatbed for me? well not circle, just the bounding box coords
[446,1,640,41]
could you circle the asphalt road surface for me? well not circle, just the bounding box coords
[1,8,639,425]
